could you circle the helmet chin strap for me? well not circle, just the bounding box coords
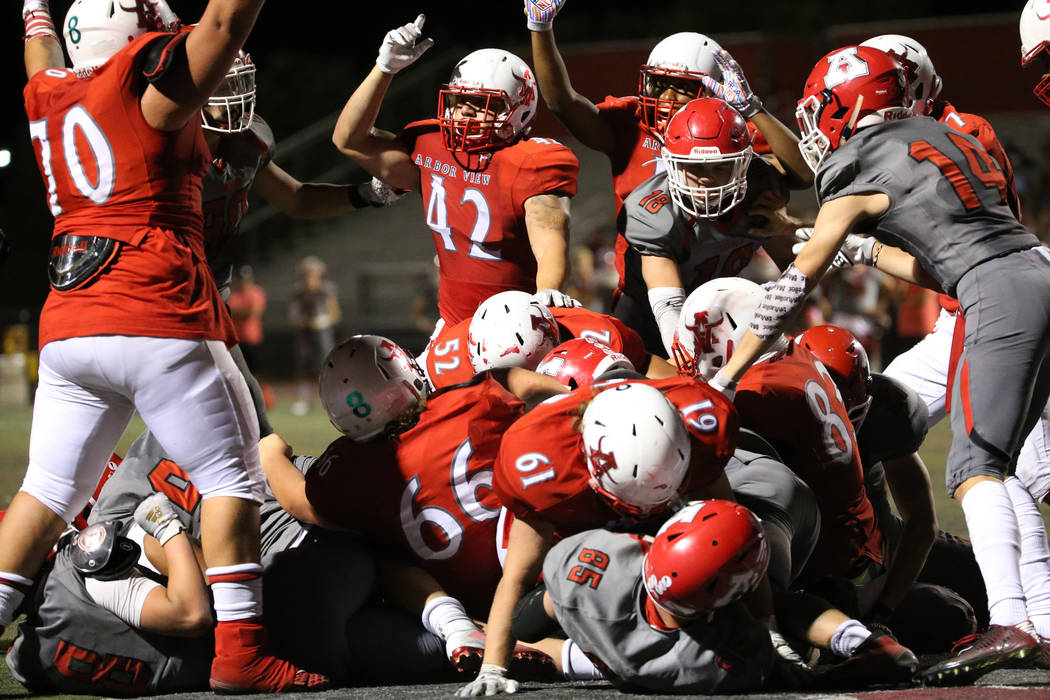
[843,94,865,141]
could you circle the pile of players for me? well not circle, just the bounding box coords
[11,0,1050,694]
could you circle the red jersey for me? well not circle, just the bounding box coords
[494,377,738,536]
[401,121,578,325]
[25,33,232,349]
[595,96,665,214]
[304,374,524,617]
[734,343,882,580]
[424,306,649,390]
[934,101,1019,316]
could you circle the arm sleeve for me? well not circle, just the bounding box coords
[83,571,161,629]
[648,287,685,358]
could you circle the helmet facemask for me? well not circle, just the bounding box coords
[438,89,513,153]
[663,146,752,218]
[638,68,706,135]
[795,91,836,173]
[202,53,257,134]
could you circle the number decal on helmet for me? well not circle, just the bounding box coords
[345,391,372,418]
[823,48,870,89]
[66,15,81,44]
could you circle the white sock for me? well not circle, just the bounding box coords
[207,563,263,622]
[561,639,605,680]
[421,595,476,639]
[962,479,1029,627]
[830,619,872,658]
[1005,476,1050,637]
[0,572,34,626]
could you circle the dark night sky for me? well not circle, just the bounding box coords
[0,1,1024,317]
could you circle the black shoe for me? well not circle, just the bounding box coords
[920,625,1039,686]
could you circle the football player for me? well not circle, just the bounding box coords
[257,335,568,679]
[17,0,325,692]
[619,98,802,357]
[424,290,677,390]
[799,325,985,652]
[540,501,778,693]
[522,0,813,212]
[710,45,1050,683]
[673,279,885,589]
[332,15,581,337]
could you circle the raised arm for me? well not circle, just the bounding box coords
[331,15,432,191]
[527,6,619,156]
[22,0,65,78]
[140,0,265,131]
[252,163,404,218]
[525,193,573,296]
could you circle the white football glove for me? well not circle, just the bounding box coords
[708,371,738,401]
[524,0,569,31]
[376,14,434,75]
[535,288,582,308]
[134,493,186,547]
[456,664,519,696]
[699,48,763,119]
[792,227,877,268]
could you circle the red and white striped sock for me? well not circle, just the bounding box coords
[0,571,34,626]
[207,562,263,622]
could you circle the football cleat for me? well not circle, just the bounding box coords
[816,632,918,689]
[920,624,1039,686]
[447,628,486,675]
[209,620,331,693]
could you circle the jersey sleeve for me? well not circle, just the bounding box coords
[596,96,645,173]
[141,29,190,83]
[815,139,897,207]
[610,317,648,370]
[511,141,580,208]
[247,115,276,168]
[857,373,929,467]
[623,178,680,259]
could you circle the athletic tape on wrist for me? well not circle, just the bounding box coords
[748,263,807,340]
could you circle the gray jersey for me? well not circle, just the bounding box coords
[544,529,774,693]
[89,431,307,560]
[202,115,275,292]
[816,118,1038,296]
[6,549,212,695]
[621,158,786,302]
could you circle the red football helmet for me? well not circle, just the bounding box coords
[662,98,753,218]
[535,337,635,390]
[643,500,769,619]
[795,46,911,172]
[796,324,873,430]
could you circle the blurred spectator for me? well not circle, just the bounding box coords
[821,266,893,371]
[288,256,341,416]
[227,265,267,373]
[881,280,941,366]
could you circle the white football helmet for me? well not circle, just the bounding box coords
[582,382,691,517]
[439,49,538,152]
[859,34,942,116]
[202,51,257,133]
[468,291,560,372]
[639,32,724,135]
[1021,0,1050,105]
[63,0,165,75]
[672,277,778,379]
[318,335,430,441]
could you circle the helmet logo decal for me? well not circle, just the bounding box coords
[77,524,107,551]
[685,311,721,354]
[118,0,161,30]
[646,573,673,597]
[518,68,536,107]
[588,435,620,482]
[823,48,870,89]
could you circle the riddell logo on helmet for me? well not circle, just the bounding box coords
[688,146,723,156]
[647,573,673,597]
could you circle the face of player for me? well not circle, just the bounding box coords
[645,75,703,105]
[447,94,507,124]
[682,161,736,189]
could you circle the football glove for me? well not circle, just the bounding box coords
[535,288,582,308]
[134,493,186,547]
[456,664,519,696]
[792,227,876,268]
[524,0,569,31]
[700,48,763,119]
[376,14,434,75]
